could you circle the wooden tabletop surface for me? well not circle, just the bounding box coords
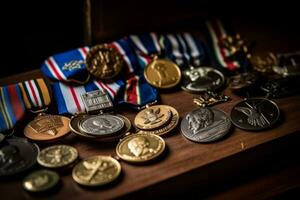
[1,70,300,199]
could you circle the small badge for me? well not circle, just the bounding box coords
[81,90,113,113]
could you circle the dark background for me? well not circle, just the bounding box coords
[0,0,299,78]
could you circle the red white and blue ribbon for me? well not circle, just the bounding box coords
[162,33,206,67]
[0,84,25,132]
[41,47,90,84]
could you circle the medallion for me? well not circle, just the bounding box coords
[72,155,121,186]
[144,58,181,89]
[181,66,225,93]
[0,138,39,176]
[24,113,70,142]
[85,44,124,79]
[134,105,172,130]
[116,133,165,163]
[37,145,78,168]
[228,72,258,91]
[230,98,280,131]
[23,169,59,192]
[181,107,232,142]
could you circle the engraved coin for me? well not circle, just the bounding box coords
[37,145,78,168]
[24,114,71,142]
[138,105,179,136]
[23,169,59,192]
[144,58,181,89]
[134,105,172,130]
[0,138,39,177]
[70,114,131,141]
[72,155,121,186]
[116,133,165,163]
[79,114,124,136]
[86,44,124,79]
[228,72,258,91]
[230,98,280,131]
[181,66,225,93]
[181,107,232,142]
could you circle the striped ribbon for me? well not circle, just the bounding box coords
[162,32,206,67]
[0,84,25,132]
[205,19,240,71]
[41,47,90,84]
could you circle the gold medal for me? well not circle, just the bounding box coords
[72,155,121,186]
[116,133,165,163]
[24,113,70,142]
[138,105,179,136]
[144,58,181,89]
[86,44,124,79]
[37,145,78,168]
[134,105,172,130]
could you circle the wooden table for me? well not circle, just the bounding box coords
[1,70,300,199]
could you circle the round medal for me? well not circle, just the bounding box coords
[230,98,280,131]
[228,72,258,91]
[144,58,181,89]
[72,155,121,186]
[37,145,78,168]
[0,138,39,177]
[181,107,232,143]
[181,66,225,93]
[116,133,165,163]
[24,114,70,142]
[23,170,59,192]
[86,44,124,80]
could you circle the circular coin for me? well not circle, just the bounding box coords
[23,169,59,192]
[86,44,124,79]
[79,114,124,136]
[138,105,179,136]
[181,66,225,93]
[72,155,121,186]
[230,98,280,131]
[134,105,172,130]
[24,114,70,142]
[181,107,231,142]
[228,72,258,91]
[0,138,39,177]
[116,133,165,163]
[37,145,78,168]
[144,58,181,89]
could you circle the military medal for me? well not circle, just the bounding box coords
[86,44,124,80]
[230,98,280,131]
[116,133,165,163]
[23,170,60,192]
[0,137,39,177]
[181,66,225,93]
[72,155,121,186]
[228,72,258,91]
[37,145,78,168]
[134,104,179,136]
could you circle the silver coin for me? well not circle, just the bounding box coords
[181,66,225,93]
[79,114,124,136]
[181,107,231,142]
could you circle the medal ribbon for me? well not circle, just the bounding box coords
[0,84,25,132]
[41,47,90,84]
[162,32,206,67]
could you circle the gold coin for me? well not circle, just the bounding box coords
[23,169,59,192]
[72,156,121,186]
[144,58,181,89]
[37,145,78,168]
[116,133,165,163]
[86,44,124,79]
[134,105,172,130]
[24,114,70,142]
[138,105,179,136]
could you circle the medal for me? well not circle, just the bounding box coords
[228,72,258,91]
[116,133,165,163]
[72,155,121,186]
[230,98,280,131]
[0,137,39,177]
[37,145,78,168]
[23,170,60,192]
